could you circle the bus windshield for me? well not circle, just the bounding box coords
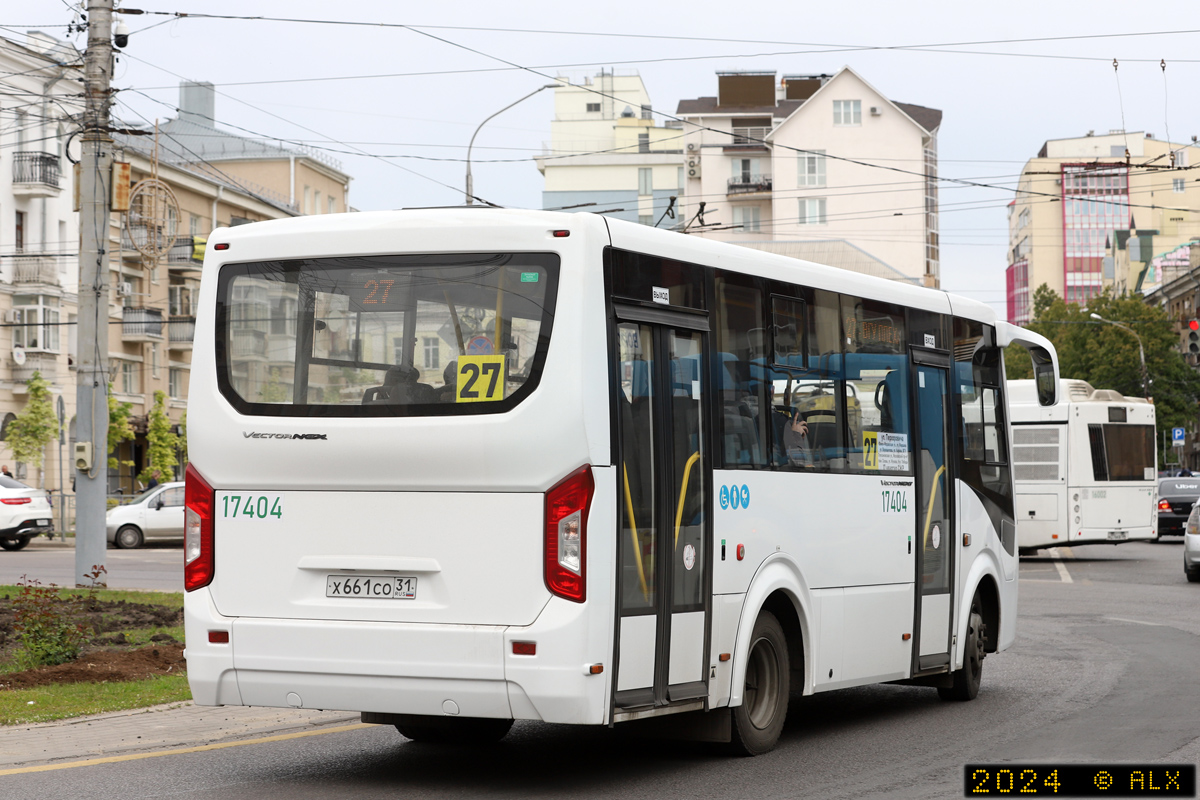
[215,252,559,416]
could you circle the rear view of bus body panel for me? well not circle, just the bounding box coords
[1068,399,1157,545]
[185,210,619,725]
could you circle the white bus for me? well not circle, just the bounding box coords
[183,209,1059,755]
[1009,379,1157,553]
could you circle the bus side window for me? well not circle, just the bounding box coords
[714,275,769,469]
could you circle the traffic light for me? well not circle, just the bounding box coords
[1189,319,1200,354]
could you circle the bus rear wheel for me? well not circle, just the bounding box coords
[939,596,986,702]
[395,716,513,745]
[729,610,789,756]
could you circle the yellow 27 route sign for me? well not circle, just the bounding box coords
[456,355,506,403]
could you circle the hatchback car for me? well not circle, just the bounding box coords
[0,476,53,551]
[105,482,185,549]
[1158,478,1200,536]
[1184,505,1200,583]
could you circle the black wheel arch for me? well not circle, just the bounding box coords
[761,589,805,691]
[972,575,1001,653]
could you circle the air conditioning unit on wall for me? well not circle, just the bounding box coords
[686,156,702,178]
[870,106,882,116]
[117,281,133,298]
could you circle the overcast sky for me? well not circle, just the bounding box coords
[12,1,1200,318]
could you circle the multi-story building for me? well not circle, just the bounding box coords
[676,68,942,286]
[103,81,352,492]
[536,70,684,226]
[0,31,83,491]
[1005,131,1200,323]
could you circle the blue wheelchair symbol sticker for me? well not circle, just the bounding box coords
[719,485,730,510]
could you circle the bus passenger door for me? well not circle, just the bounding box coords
[613,315,710,712]
[911,351,954,672]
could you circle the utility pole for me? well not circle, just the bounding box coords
[75,0,113,586]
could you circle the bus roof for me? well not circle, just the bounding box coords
[1008,378,1149,406]
[207,207,997,325]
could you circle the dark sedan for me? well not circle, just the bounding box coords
[1159,478,1200,536]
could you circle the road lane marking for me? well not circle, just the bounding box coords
[0,722,375,776]
[1046,548,1074,583]
[1104,616,1167,627]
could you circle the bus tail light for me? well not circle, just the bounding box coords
[184,463,215,592]
[545,465,594,603]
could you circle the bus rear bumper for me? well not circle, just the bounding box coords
[184,590,609,725]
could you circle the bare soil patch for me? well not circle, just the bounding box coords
[0,596,185,689]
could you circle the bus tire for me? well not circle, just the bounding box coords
[729,610,789,756]
[395,716,513,744]
[939,596,986,702]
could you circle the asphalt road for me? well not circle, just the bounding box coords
[2,537,1198,799]
[0,542,182,591]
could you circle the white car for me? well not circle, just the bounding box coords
[0,476,54,551]
[1185,504,1200,583]
[106,482,185,549]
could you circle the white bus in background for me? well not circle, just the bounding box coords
[1009,379,1157,553]
[183,208,1059,755]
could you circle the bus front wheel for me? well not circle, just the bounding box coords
[939,596,986,702]
[729,610,789,756]
[395,716,513,745]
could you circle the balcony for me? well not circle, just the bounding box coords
[230,328,267,360]
[724,127,771,152]
[12,255,61,286]
[167,235,205,268]
[168,315,195,349]
[728,174,773,195]
[12,152,61,197]
[12,351,60,383]
[122,306,164,341]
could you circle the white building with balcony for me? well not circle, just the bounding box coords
[0,31,83,488]
[678,68,942,286]
[536,70,685,227]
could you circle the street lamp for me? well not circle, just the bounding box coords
[1090,312,1148,397]
[465,83,560,205]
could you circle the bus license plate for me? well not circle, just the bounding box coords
[1107,530,1128,541]
[326,575,417,599]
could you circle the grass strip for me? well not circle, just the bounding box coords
[0,585,182,609]
[0,674,191,725]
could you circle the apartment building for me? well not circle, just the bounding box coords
[536,70,684,226]
[677,68,942,286]
[0,32,83,490]
[1005,131,1200,324]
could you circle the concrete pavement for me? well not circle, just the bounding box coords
[0,701,361,768]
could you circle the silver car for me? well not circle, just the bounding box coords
[105,482,185,549]
[1185,504,1200,583]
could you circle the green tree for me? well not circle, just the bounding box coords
[178,411,188,467]
[1006,284,1200,461]
[138,390,179,486]
[108,387,136,471]
[6,372,58,482]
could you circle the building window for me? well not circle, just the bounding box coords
[169,368,183,398]
[304,186,311,214]
[121,361,137,395]
[640,104,652,120]
[639,214,654,226]
[638,167,653,196]
[423,337,439,369]
[586,102,601,113]
[1174,178,1186,193]
[327,195,336,214]
[12,295,60,352]
[677,166,685,191]
[833,100,861,126]
[799,198,827,225]
[151,344,160,378]
[14,211,25,253]
[638,132,649,153]
[314,191,322,214]
[798,151,826,187]
[732,206,761,232]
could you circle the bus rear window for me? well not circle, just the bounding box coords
[215,252,558,416]
[1087,423,1155,481]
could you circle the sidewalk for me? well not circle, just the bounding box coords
[0,702,361,768]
